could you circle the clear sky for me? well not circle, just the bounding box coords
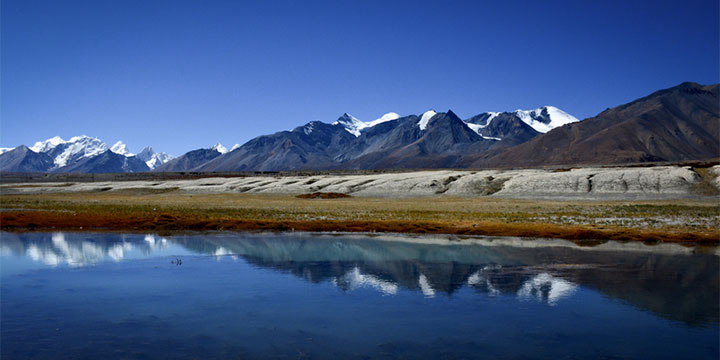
[2,0,718,155]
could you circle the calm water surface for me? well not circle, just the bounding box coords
[1,232,718,359]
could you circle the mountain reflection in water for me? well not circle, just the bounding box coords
[2,231,717,327]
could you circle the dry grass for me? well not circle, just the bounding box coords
[296,192,352,199]
[1,192,718,244]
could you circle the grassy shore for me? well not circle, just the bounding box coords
[1,190,718,244]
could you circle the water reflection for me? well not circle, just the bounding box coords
[332,267,399,295]
[2,232,172,266]
[516,273,577,306]
[1,231,718,325]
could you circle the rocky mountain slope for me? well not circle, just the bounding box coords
[0,146,55,173]
[0,136,176,173]
[193,107,577,171]
[1,82,716,173]
[52,150,150,173]
[470,82,719,167]
[153,145,227,172]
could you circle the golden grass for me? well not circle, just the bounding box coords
[1,192,718,244]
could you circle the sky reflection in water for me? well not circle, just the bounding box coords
[1,232,718,359]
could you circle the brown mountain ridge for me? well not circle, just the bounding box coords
[466,82,719,167]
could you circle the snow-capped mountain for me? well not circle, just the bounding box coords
[29,136,65,153]
[2,82,715,173]
[513,106,579,133]
[168,105,583,172]
[1,136,176,172]
[477,82,719,167]
[110,141,134,156]
[462,106,579,147]
[30,135,109,168]
[0,106,577,173]
[463,106,578,138]
[212,143,229,154]
[463,112,500,135]
[136,146,175,170]
[333,112,401,137]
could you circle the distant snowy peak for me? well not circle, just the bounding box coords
[333,112,401,137]
[56,136,109,167]
[212,143,228,154]
[110,141,134,156]
[30,135,109,168]
[417,110,437,131]
[333,114,364,137]
[513,106,578,133]
[367,112,401,127]
[30,136,65,153]
[136,146,175,170]
[145,153,174,169]
[462,107,578,138]
[230,144,241,152]
[0,147,14,155]
[463,112,500,137]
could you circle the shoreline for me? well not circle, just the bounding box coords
[1,186,717,245]
[4,230,717,256]
[2,208,718,245]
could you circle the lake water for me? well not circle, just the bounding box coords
[1,232,718,359]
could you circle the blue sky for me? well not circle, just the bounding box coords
[2,0,718,155]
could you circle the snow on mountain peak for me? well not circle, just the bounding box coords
[212,143,228,154]
[334,112,401,137]
[55,136,108,167]
[513,106,578,133]
[341,113,360,123]
[30,135,109,168]
[333,113,364,137]
[136,146,174,169]
[30,136,65,153]
[110,141,134,156]
[368,112,400,127]
[463,112,500,136]
[230,144,241,151]
[418,110,437,131]
[68,135,94,142]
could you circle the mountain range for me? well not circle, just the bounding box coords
[1,82,717,173]
[0,136,181,173]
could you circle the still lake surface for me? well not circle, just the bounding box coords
[1,232,718,359]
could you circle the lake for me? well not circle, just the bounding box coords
[1,232,718,359]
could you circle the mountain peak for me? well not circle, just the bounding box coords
[512,106,578,133]
[135,146,175,169]
[339,113,359,121]
[30,136,65,153]
[68,135,98,142]
[445,110,460,120]
[334,112,400,137]
[110,141,134,156]
[212,143,228,154]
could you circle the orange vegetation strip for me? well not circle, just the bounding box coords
[1,210,718,244]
